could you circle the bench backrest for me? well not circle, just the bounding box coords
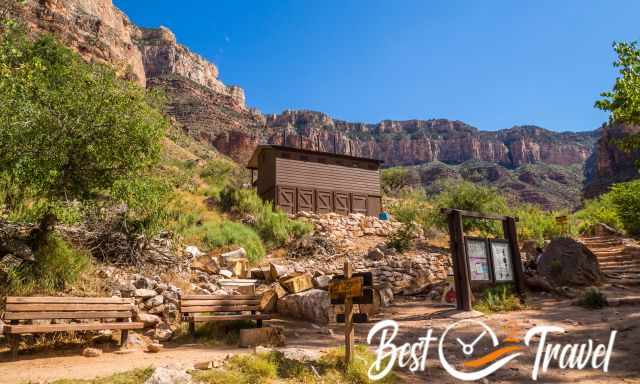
[3,296,136,321]
[179,294,260,316]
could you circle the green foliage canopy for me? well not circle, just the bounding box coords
[0,29,167,211]
[596,41,640,156]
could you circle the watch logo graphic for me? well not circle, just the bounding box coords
[438,319,525,381]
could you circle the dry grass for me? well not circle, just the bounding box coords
[47,367,153,384]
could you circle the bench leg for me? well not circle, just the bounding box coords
[8,335,19,361]
[189,321,196,340]
[257,319,263,328]
[120,330,129,348]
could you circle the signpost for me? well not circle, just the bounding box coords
[442,208,525,312]
[328,261,373,366]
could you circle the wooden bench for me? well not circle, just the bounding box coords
[179,294,271,338]
[2,296,143,360]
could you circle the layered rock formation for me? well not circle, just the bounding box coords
[21,0,246,105]
[584,123,640,198]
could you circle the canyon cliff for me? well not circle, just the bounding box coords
[20,0,636,210]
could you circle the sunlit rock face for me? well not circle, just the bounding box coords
[584,123,640,198]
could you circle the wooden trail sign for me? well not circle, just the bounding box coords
[329,276,363,300]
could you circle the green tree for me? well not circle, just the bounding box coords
[608,180,640,236]
[0,28,168,236]
[381,167,419,195]
[596,41,640,158]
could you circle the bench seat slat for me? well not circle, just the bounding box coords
[180,294,258,300]
[6,304,133,312]
[4,311,133,321]
[180,305,259,313]
[181,299,259,306]
[189,314,271,322]
[4,322,144,334]
[6,297,132,304]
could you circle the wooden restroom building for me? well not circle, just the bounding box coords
[247,145,383,216]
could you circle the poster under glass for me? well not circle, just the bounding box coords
[491,240,514,282]
[465,238,490,281]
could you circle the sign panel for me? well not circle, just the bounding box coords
[465,238,491,281]
[490,240,514,282]
[329,276,363,300]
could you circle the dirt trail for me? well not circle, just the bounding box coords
[1,291,639,383]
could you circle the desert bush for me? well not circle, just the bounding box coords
[575,194,624,235]
[428,180,508,235]
[381,166,420,195]
[110,176,173,236]
[474,284,523,314]
[386,222,416,253]
[196,221,266,263]
[216,187,311,248]
[4,233,90,295]
[608,180,640,236]
[50,367,153,384]
[577,288,608,309]
[511,204,573,244]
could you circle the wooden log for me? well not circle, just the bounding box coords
[280,273,314,294]
[227,258,250,278]
[272,283,287,299]
[269,263,289,282]
[259,289,278,313]
[239,327,285,348]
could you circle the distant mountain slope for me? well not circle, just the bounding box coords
[19,0,602,210]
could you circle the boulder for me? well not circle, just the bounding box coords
[145,295,164,308]
[135,289,158,299]
[312,275,332,289]
[239,326,285,347]
[192,255,219,274]
[367,247,385,261]
[538,237,603,286]
[82,347,102,357]
[276,289,331,325]
[145,367,192,384]
[185,245,204,258]
[136,313,162,327]
[147,343,164,353]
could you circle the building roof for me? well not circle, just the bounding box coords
[246,144,384,169]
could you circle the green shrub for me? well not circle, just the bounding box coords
[216,187,311,248]
[385,222,415,253]
[511,204,573,244]
[4,233,90,295]
[577,288,608,309]
[198,221,266,263]
[111,176,173,236]
[475,284,523,314]
[428,180,508,235]
[381,167,419,195]
[575,194,624,235]
[609,180,640,236]
[51,367,153,384]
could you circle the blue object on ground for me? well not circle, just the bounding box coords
[378,212,391,220]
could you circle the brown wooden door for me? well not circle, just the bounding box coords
[277,186,296,214]
[334,192,350,215]
[316,190,333,214]
[367,195,382,217]
[351,193,368,215]
[297,188,315,212]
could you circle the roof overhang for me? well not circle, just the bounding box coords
[246,144,384,170]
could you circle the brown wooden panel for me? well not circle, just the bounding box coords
[4,311,132,321]
[276,186,296,214]
[189,314,272,322]
[6,297,132,304]
[351,193,367,215]
[4,322,144,334]
[367,195,382,217]
[181,299,259,306]
[276,158,381,195]
[180,305,259,313]
[316,190,333,214]
[297,188,315,212]
[334,192,350,215]
[180,295,259,300]
[6,303,133,312]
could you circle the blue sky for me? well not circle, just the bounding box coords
[114,1,640,132]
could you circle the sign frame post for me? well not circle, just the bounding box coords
[343,260,354,366]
